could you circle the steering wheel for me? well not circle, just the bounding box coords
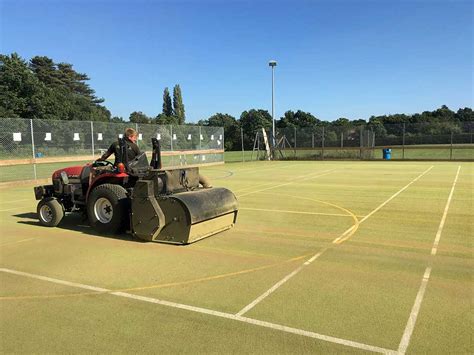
[93,160,115,168]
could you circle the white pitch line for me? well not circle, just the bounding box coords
[239,207,356,218]
[333,166,434,244]
[0,267,394,354]
[236,250,326,316]
[236,265,305,317]
[236,166,434,317]
[431,166,461,256]
[398,166,461,354]
[397,267,432,355]
[237,169,337,198]
[0,268,109,292]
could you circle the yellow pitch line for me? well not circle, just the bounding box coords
[0,196,359,301]
[333,165,434,244]
[257,192,360,241]
[0,172,361,301]
[0,253,313,301]
[121,253,312,292]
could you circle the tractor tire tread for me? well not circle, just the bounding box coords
[37,198,64,227]
[87,183,129,234]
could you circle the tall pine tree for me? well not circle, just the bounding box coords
[162,87,172,117]
[173,84,185,125]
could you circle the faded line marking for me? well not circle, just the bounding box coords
[234,191,361,316]
[431,166,461,256]
[398,166,461,354]
[0,254,312,299]
[0,268,394,354]
[236,167,435,317]
[0,238,36,247]
[237,169,337,198]
[239,207,362,218]
[333,166,434,244]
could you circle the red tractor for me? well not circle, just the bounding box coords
[34,138,238,244]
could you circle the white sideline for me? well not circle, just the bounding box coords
[236,166,434,317]
[239,207,358,218]
[398,166,461,354]
[430,166,461,256]
[333,166,434,243]
[0,267,394,354]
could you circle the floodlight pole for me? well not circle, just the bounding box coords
[269,60,277,151]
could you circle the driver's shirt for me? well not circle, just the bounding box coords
[105,138,141,165]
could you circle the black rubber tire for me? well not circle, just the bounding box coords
[37,198,64,227]
[87,184,129,234]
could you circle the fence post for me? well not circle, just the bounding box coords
[199,126,202,150]
[322,126,325,160]
[30,119,37,179]
[241,127,245,162]
[359,126,363,160]
[341,132,343,148]
[450,131,453,160]
[402,123,405,160]
[90,121,95,158]
[170,125,173,151]
[312,133,314,149]
[372,131,376,159]
[294,127,297,158]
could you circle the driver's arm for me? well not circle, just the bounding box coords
[98,143,114,161]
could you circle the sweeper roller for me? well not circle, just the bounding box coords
[132,182,238,244]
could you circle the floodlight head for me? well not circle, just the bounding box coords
[268,60,277,67]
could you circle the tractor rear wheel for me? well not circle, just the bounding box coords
[87,184,129,234]
[37,198,64,227]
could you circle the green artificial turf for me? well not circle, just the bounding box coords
[0,161,472,353]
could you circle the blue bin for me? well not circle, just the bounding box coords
[35,152,44,158]
[382,148,391,160]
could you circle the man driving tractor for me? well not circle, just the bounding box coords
[99,128,141,165]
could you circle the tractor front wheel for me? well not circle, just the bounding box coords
[87,184,129,234]
[37,198,64,227]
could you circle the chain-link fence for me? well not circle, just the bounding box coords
[0,118,224,182]
[231,121,474,162]
[0,118,224,160]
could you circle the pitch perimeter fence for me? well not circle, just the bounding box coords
[0,118,224,183]
[230,121,473,162]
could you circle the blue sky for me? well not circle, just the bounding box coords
[1,0,472,122]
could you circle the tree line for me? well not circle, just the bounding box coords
[1,53,472,151]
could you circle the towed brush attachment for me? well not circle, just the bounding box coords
[131,167,238,244]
